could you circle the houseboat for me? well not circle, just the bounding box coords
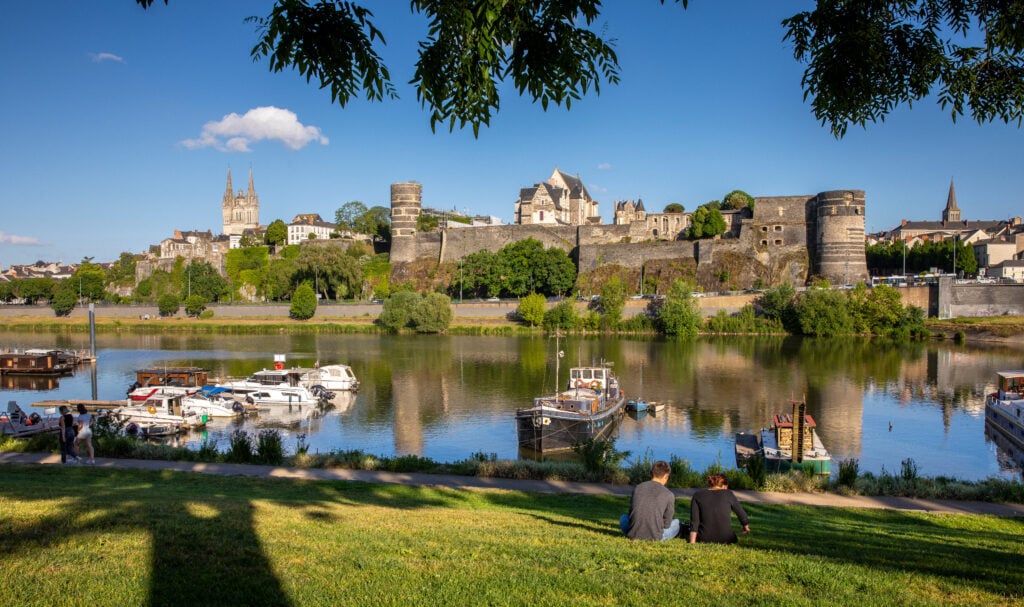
[735,402,832,475]
[132,367,210,389]
[515,363,626,453]
[985,371,1024,453]
[0,350,76,375]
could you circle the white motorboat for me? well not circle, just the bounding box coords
[217,368,335,402]
[242,385,322,407]
[114,392,205,431]
[181,387,246,418]
[986,371,1024,453]
[294,364,359,393]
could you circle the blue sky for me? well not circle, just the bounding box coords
[2,1,1022,267]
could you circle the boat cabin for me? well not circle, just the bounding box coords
[0,350,74,375]
[996,371,1024,400]
[772,413,818,455]
[135,367,209,388]
[568,366,617,393]
[247,369,303,387]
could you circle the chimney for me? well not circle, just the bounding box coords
[174,229,182,239]
[901,219,907,226]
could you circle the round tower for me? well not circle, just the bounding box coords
[390,182,422,263]
[815,190,869,285]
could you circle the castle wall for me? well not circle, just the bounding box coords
[577,240,697,272]
[439,225,577,261]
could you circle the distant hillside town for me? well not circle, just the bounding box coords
[2,170,1022,296]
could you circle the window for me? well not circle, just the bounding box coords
[774,225,783,232]
[775,239,783,245]
[760,240,768,246]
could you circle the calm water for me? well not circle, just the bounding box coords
[4,331,1023,481]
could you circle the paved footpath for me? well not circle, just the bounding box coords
[3,451,1023,517]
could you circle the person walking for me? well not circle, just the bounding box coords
[58,405,78,464]
[620,460,681,541]
[74,403,95,465]
[688,473,750,544]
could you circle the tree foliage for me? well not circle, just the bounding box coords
[656,279,701,338]
[663,202,685,213]
[264,219,288,246]
[795,288,853,337]
[378,290,422,331]
[543,300,579,331]
[157,293,180,317]
[411,292,453,333]
[722,189,754,211]
[453,239,576,299]
[289,283,318,320]
[183,261,228,302]
[517,292,547,327]
[71,259,107,302]
[50,282,78,317]
[294,244,364,300]
[783,1,1024,137]
[335,201,369,232]
[184,294,210,318]
[139,1,1021,137]
[598,276,626,328]
[866,238,978,276]
[688,203,727,239]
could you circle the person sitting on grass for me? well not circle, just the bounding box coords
[620,460,681,541]
[688,473,750,544]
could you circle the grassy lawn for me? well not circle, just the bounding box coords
[1,466,1021,607]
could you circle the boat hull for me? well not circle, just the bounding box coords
[985,396,1024,452]
[515,397,625,452]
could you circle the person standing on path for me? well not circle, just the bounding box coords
[58,405,78,464]
[74,403,95,465]
[620,460,681,541]
[689,473,750,544]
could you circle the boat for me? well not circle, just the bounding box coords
[0,349,76,376]
[1,401,60,437]
[293,364,359,393]
[735,401,832,475]
[181,387,246,418]
[217,368,336,402]
[985,371,1024,453]
[113,392,205,433]
[242,386,323,407]
[625,399,649,413]
[649,402,666,413]
[131,367,210,390]
[515,354,626,452]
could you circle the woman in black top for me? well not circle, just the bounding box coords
[58,405,79,464]
[688,473,750,544]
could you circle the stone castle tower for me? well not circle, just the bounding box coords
[814,190,869,285]
[222,168,260,236]
[390,182,423,263]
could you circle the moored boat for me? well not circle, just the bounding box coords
[217,368,336,402]
[1,401,60,437]
[735,401,831,475]
[985,371,1024,453]
[113,392,205,432]
[516,362,626,453]
[625,399,649,413]
[0,349,76,376]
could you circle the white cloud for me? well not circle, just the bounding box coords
[589,183,608,194]
[597,162,612,170]
[0,232,45,246]
[90,52,124,63]
[181,106,329,152]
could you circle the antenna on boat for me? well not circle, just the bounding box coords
[553,331,564,395]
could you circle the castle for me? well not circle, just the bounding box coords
[391,177,869,290]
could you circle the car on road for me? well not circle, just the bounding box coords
[486,297,500,302]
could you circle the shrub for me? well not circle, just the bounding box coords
[289,283,317,320]
[255,429,284,465]
[411,292,453,333]
[379,291,421,331]
[184,294,209,318]
[50,286,77,317]
[838,458,859,487]
[226,429,254,463]
[199,309,214,320]
[157,293,180,317]
[517,293,547,327]
[542,301,578,331]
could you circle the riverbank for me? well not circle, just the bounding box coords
[2,303,1024,343]
[1,456,1022,607]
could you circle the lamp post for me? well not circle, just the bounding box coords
[187,266,192,298]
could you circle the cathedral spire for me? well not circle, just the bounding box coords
[225,169,233,197]
[247,167,255,197]
[942,178,961,223]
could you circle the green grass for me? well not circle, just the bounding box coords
[1,465,1021,607]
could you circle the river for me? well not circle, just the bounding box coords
[3,331,1023,481]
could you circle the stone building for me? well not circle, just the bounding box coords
[886,179,1008,242]
[515,168,601,226]
[222,168,260,236]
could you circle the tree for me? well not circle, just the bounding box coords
[157,293,180,317]
[411,292,453,333]
[378,291,421,331]
[50,282,78,317]
[518,293,547,327]
[783,2,1024,137]
[688,204,727,239]
[758,282,798,332]
[71,259,107,302]
[239,233,262,248]
[543,300,579,331]
[663,203,685,213]
[335,201,369,232]
[139,1,1023,138]
[18,277,56,304]
[355,205,392,241]
[656,279,701,338]
[289,283,318,320]
[183,261,228,302]
[795,288,852,337]
[598,276,626,328]
[106,252,138,289]
[295,244,364,300]
[722,190,754,211]
[184,294,210,318]
[264,219,288,247]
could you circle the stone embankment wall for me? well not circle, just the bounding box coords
[937,278,1024,318]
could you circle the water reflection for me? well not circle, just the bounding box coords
[2,331,1022,481]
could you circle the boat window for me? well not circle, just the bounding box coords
[570,370,580,379]
[581,370,592,380]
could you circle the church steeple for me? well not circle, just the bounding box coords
[942,178,961,223]
[247,167,255,197]
[225,169,233,197]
